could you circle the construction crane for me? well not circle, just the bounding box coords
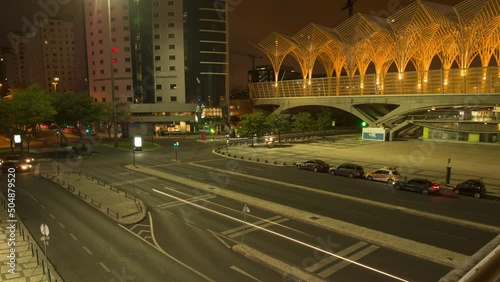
[230,51,264,70]
[341,0,357,18]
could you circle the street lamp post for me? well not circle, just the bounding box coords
[52,77,59,92]
[106,0,118,148]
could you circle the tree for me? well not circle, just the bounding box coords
[265,111,291,143]
[0,85,56,154]
[52,92,113,142]
[293,112,314,138]
[316,108,333,137]
[237,112,266,146]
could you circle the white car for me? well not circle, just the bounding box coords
[365,168,401,183]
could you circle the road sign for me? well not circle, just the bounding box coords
[242,204,250,213]
[40,223,50,236]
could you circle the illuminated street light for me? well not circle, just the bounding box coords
[52,77,59,92]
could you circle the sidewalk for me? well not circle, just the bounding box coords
[0,194,64,281]
[216,136,500,196]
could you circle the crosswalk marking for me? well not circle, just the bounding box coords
[222,216,290,239]
[318,245,379,278]
[305,241,368,272]
[157,194,215,209]
[222,215,282,236]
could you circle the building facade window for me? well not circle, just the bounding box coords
[170,84,177,89]
[156,84,162,90]
[170,96,177,102]
[156,96,163,102]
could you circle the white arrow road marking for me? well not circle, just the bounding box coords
[230,265,262,282]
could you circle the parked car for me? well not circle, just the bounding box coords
[329,163,365,178]
[296,160,330,172]
[366,168,401,183]
[0,161,33,173]
[393,178,441,195]
[0,155,35,165]
[453,179,486,198]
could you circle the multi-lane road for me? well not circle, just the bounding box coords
[2,138,499,281]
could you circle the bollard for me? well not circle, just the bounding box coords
[36,249,39,265]
[446,167,452,185]
[42,259,45,275]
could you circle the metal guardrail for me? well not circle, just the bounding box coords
[250,66,500,98]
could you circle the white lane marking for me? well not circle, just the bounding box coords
[58,222,66,229]
[423,228,468,241]
[49,213,56,219]
[207,229,231,249]
[465,211,489,217]
[188,162,499,233]
[130,224,149,231]
[188,174,204,181]
[319,245,380,277]
[118,224,215,282]
[111,176,157,186]
[305,241,368,272]
[153,188,408,282]
[83,246,93,255]
[347,210,382,220]
[21,190,39,203]
[69,233,78,241]
[228,218,289,239]
[157,194,215,209]
[230,265,262,282]
[99,262,111,272]
[222,216,282,235]
[40,205,46,210]
[148,211,162,250]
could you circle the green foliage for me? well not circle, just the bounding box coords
[238,112,266,145]
[316,108,333,134]
[265,112,291,143]
[293,112,314,137]
[0,85,55,152]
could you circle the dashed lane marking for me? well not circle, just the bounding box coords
[99,262,111,272]
[58,222,66,229]
[83,246,93,255]
[69,233,78,241]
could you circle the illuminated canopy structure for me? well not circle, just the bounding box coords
[252,0,500,96]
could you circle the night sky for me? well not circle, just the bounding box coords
[0,0,463,90]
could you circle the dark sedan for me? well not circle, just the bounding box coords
[453,179,486,198]
[0,161,33,173]
[329,163,365,178]
[296,160,330,172]
[393,178,441,195]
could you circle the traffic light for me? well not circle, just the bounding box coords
[173,141,179,147]
[56,130,59,135]
[361,121,367,127]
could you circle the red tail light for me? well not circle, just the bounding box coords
[432,185,440,190]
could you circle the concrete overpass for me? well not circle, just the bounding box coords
[249,67,500,132]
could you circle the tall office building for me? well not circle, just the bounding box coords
[84,0,229,133]
[11,19,84,93]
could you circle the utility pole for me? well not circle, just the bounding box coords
[341,0,357,18]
